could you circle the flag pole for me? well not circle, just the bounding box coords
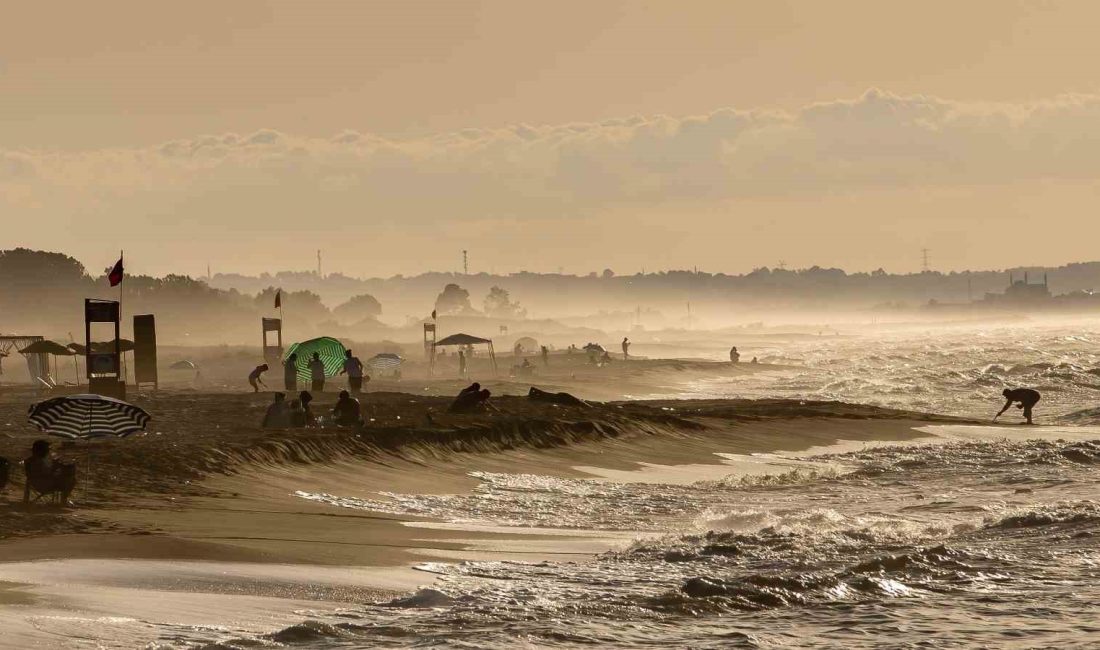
[119,249,125,386]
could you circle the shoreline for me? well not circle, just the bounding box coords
[0,389,987,647]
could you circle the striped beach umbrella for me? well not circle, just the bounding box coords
[28,395,151,439]
[366,353,403,372]
[284,337,347,383]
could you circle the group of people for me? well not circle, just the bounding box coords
[262,389,363,428]
[250,349,368,394]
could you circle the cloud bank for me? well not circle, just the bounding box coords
[4,89,1100,273]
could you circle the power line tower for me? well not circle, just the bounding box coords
[463,250,468,275]
[921,248,931,272]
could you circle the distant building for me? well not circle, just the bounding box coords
[983,272,1051,304]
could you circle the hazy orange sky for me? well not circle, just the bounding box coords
[3,1,1100,277]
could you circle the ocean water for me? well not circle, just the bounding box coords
[191,325,1100,648]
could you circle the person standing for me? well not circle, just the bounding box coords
[458,350,467,378]
[248,364,269,392]
[541,345,549,367]
[340,349,366,394]
[309,352,326,393]
[622,337,630,360]
[283,353,298,392]
[729,346,740,364]
[995,387,1041,425]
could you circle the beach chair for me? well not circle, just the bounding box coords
[23,460,76,505]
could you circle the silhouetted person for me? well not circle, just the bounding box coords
[601,351,613,365]
[333,390,363,426]
[459,382,480,396]
[458,350,467,377]
[622,337,630,360]
[995,388,1041,425]
[248,363,269,392]
[23,439,76,505]
[309,352,326,393]
[541,345,549,367]
[449,387,491,413]
[284,353,298,392]
[292,391,315,427]
[340,349,366,394]
[262,392,290,428]
[729,346,741,363]
[751,356,758,364]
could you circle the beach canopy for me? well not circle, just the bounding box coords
[583,343,605,353]
[68,340,135,354]
[435,333,492,346]
[284,336,347,383]
[28,394,151,439]
[169,360,197,370]
[367,353,403,371]
[19,340,75,356]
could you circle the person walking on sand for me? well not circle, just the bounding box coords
[283,353,298,392]
[309,352,326,393]
[622,337,630,360]
[248,363,269,392]
[340,349,366,394]
[995,387,1041,425]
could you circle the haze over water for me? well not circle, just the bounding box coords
[169,323,1100,649]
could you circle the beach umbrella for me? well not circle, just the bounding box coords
[19,340,76,356]
[169,360,197,370]
[284,337,347,383]
[367,352,403,373]
[28,394,151,439]
[583,343,605,353]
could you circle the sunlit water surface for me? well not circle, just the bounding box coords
[179,326,1100,647]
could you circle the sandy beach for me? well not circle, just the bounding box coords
[0,353,981,647]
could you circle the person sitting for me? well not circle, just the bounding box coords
[449,387,492,413]
[332,390,363,426]
[729,346,741,363]
[299,391,316,426]
[262,392,291,428]
[458,382,481,397]
[23,440,76,505]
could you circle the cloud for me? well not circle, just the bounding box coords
[5,88,1100,228]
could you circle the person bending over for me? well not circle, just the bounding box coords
[995,387,1041,425]
[248,364,269,392]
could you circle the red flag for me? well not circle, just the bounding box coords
[108,256,124,287]
[274,291,281,309]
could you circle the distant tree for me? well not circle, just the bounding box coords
[483,286,526,319]
[333,293,383,323]
[434,283,472,315]
[255,287,330,317]
[601,268,615,279]
[0,248,88,287]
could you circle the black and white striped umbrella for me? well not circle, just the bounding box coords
[28,394,151,439]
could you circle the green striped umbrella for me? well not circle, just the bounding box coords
[284,337,347,383]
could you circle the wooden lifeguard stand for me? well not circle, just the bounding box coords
[86,299,125,399]
[262,318,283,366]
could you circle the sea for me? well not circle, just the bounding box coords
[197,323,1100,648]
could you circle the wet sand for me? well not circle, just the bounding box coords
[0,364,978,647]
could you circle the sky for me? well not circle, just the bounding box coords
[3,0,1100,278]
